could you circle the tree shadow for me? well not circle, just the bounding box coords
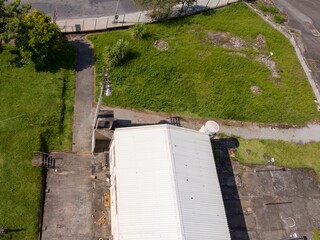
[35,42,76,73]
[71,38,94,72]
[7,42,75,73]
[122,50,141,65]
[8,49,24,67]
[211,137,250,240]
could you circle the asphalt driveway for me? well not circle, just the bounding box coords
[17,0,140,20]
[273,0,320,89]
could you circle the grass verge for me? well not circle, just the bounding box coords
[233,138,320,177]
[0,43,75,239]
[89,2,319,125]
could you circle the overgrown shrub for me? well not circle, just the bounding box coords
[131,23,146,40]
[259,4,278,14]
[259,3,269,12]
[103,39,129,67]
[268,6,279,14]
[274,14,286,24]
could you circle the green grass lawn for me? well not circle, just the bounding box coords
[0,44,75,239]
[233,138,320,177]
[89,2,319,125]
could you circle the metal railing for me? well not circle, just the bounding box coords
[56,0,239,33]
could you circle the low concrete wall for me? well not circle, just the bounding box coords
[56,0,239,33]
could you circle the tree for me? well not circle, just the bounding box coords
[0,0,30,50]
[15,10,62,67]
[134,0,197,20]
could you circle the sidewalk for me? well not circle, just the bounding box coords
[56,0,239,33]
[70,35,95,153]
[108,106,320,143]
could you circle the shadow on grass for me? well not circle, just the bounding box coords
[5,228,26,233]
[9,49,24,67]
[211,137,250,240]
[40,133,49,153]
[123,50,141,66]
[8,42,75,73]
[58,76,67,143]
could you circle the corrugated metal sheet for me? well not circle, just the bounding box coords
[111,125,230,240]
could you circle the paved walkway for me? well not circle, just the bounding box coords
[42,36,110,240]
[108,106,320,143]
[70,35,94,153]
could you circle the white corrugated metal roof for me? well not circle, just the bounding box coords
[111,124,230,240]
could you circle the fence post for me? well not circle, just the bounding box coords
[106,18,109,30]
[82,19,85,31]
[65,20,68,32]
[94,18,97,30]
[138,12,142,23]
[122,14,125,26]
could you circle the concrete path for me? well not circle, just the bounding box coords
[70,35,94,153]
[108,106,320,143]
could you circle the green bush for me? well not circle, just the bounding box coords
[131,23,147,40]
[103,39,129,67]
[274,14,286,24]
[259,3,269,12]
[259,4,279,14]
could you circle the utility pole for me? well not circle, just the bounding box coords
[91,69,112,154]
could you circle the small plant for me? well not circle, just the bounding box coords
[268,6,279,14]
[132,23,147,40]
[103,39,129,67]
[274,14,286,24]
[259,3,269,12]
[259,4,278,14]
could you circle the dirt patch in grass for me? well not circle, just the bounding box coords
[211,31,279,79]
[255,54,280,78]
[253,34,267,51]
[250,85,262,94]
[207,31,247,50]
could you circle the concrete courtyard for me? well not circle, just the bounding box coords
[41,152,110,240]
[213,138,320,240]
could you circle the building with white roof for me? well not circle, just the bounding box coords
[109,124,230,240]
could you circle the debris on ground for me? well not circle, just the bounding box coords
[154,40,169,51]
[228,149,236,157]
[207,31,247,50]
[250,85,262,94]
[98,214,107,226]
[253,34,267,51]
[255,54,280,78]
